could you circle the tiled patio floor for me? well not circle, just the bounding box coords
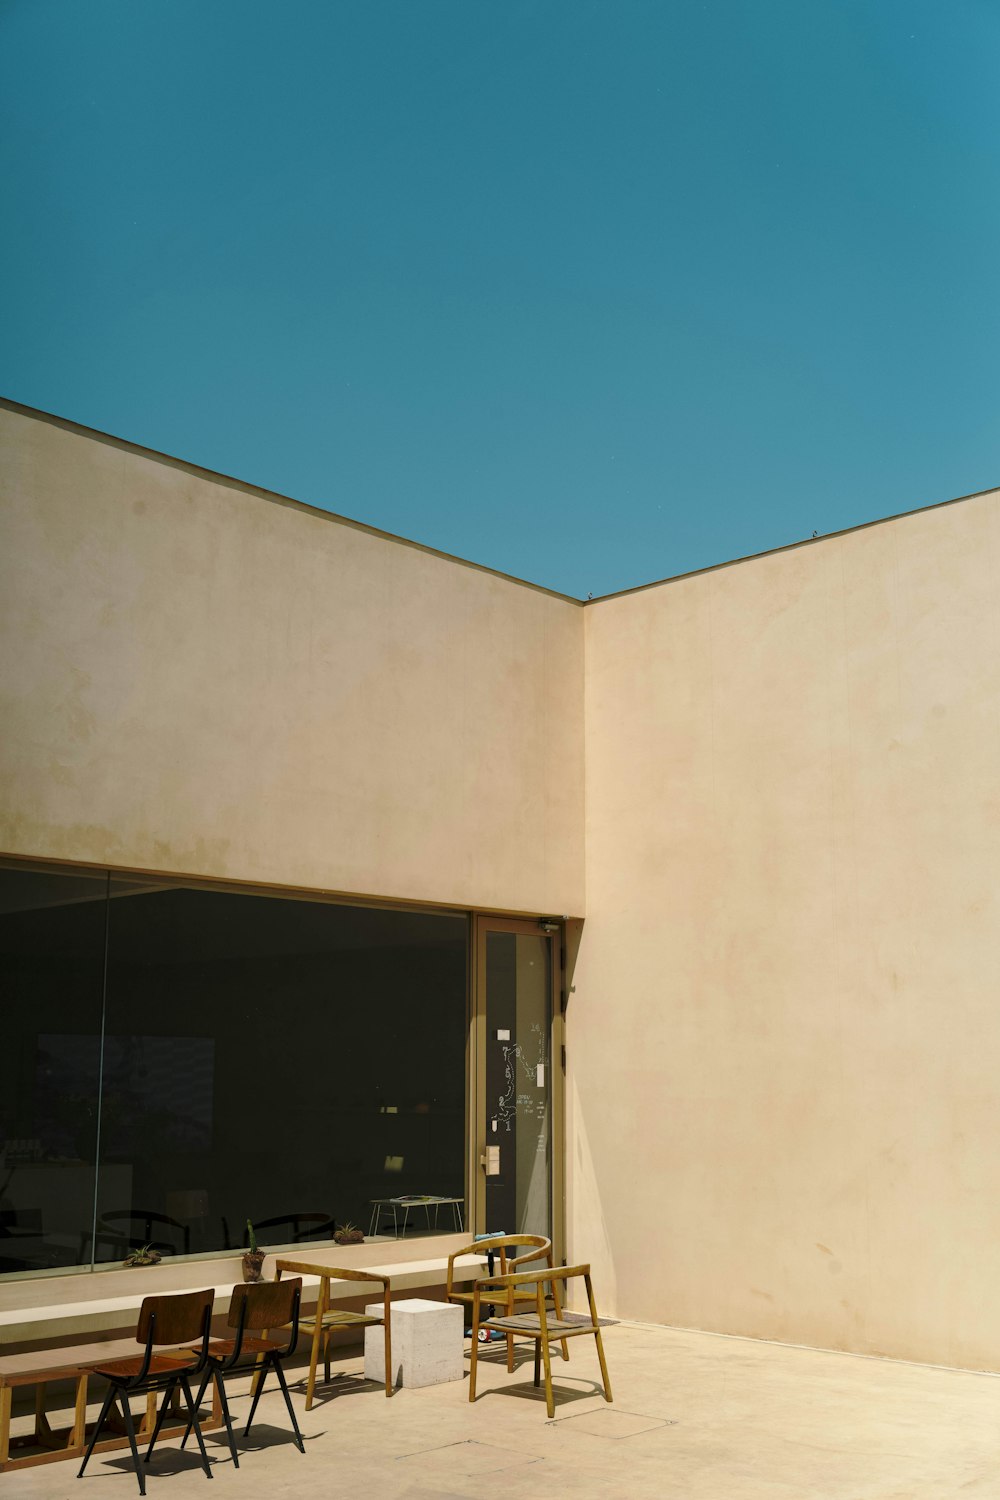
[14,1321,1000,1499]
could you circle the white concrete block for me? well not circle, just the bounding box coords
[364,1297,465,1389]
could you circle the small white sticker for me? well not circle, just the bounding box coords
[497,1028,511,1041]
[536,1064,545,1087]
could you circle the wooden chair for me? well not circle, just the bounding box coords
[272,1258,393,1408]
[468,1263,612,1419]
[180,1277,304,1467]
[445,1234,569,1372]
[77,1288,214,1496]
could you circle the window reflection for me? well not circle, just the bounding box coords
[0,864,467,1277]
[0,867,105,1276]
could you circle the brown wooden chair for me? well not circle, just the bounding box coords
[468,1263,612,1419]
[272,1258,393,1408]
[180,1277,303,1467]
[77,1288,214,1496]
[445,1234,569,1372]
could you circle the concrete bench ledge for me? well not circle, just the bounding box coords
[0,1244,486,1350]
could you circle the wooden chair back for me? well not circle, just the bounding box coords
[445,1233,551,1295]
[229,1276,301,1332]
[136,1287,214,1346]
[274,1258,390,1294]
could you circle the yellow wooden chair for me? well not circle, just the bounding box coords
[468,1263,612,1418]
[272,1258,392,1408]
[445,1233,569,1373]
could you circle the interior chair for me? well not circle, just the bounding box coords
[445,1233,569,1372]
[272,1258,393,1407]
[94,1210,192,1259]
[468,1262,612,1419]
[77,1287,214,1496]
[180,1277,304,1467]
[240,1213,336,1247]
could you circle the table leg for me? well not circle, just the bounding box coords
[72,1373,88,1454]
[0,1385,12,1465]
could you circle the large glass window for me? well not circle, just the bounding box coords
[0,862,467,1277]
[0,866,106,1276]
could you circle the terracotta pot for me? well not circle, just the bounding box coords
[242,1250,265,1283]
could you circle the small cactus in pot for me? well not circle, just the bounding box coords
[242,1219,265,1283]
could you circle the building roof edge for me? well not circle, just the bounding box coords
[584,481,1000,605]
[0,396,583,607]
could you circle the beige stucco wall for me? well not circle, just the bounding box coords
[8,397,1000,1370]
[572,490,1000,1370]
[0,404,584,915]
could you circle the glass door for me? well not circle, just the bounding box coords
[471,916,563,1248]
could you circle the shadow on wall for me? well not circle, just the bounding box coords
[567,1074,618,1317]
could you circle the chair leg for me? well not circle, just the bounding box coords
[468,1325,479,1403]
[533,1339,541,1387]
[305,1323,321,1411]
[244,1358,270,1435]
[213,1372,239,1468]
[117,1391,146,1498]
[550,1277,570,1361]
[145,1378,180,1462]
[272,1359,305,1453]
[177,1375,213,1480]
[248,1352,267,1401]
[539,1331,555,1419]
[593,1327,613,1404]
[178,1369,210,1451]
[77,1383,116,1477]
[585,1272,613,1404]
[383,1318,393,1397]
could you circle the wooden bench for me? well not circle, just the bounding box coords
[0,1339,222,1476]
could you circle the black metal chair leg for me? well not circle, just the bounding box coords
[272,1359,305,1453]
[213,1371,239,1468]
[144,1378,180,1462]
[117,1391,146,1498]
[178,1368,211,1450]
[77,1383,117,1477]
[243,1358,269,1435]
[178,1374,213,1480]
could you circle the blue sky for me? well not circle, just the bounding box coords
[2,0,997,597]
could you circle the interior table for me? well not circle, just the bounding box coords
[367,1196,464,1238]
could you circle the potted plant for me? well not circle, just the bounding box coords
[123,1243,161,1268]
[333,1221,364,1245]
[242,1219,265,1282]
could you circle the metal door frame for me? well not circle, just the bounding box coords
[468,913,565,1262]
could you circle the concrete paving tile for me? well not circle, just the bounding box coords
[395,1437,542,1476]
[554,1405,673,1437]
